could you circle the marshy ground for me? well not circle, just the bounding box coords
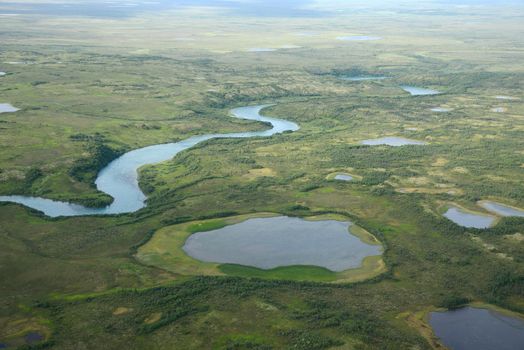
[0,0,523,349]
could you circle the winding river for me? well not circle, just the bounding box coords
[0,105,299,217]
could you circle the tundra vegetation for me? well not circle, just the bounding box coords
[0,0,523,349]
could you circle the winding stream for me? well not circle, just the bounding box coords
[0,105,299,217]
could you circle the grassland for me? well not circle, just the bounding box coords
[0,1,523,349]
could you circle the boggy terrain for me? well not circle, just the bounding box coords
[0,1,523,349]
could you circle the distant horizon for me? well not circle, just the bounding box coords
[0,0,522,19]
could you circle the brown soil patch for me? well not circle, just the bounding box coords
[144,312,162,324]
[112,307,131,316]
[244,167,276,179]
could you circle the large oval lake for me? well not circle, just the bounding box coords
[430,307,524,350]
[182,216,382,272]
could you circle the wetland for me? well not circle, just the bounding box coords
[0,1,523,349]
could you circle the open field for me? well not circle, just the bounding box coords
[0,0,523,349]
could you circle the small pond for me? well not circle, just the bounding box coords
[443,206,495,229]
[478,201,524,217]
[183,216,382,272]
[340,76,388,81]
[361,137,427,146]
[0,103,19,113]
[336,36,382,41]
[247,48,277,52]
[495,95,518,100]
[24,332,44,345]
[334,174,353,181]
[431,107,451,112]
[401,85,440,96]
[429,307,524,350]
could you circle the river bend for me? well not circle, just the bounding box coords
[0,105,299,217]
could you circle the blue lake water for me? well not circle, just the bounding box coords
[340,76,389,81]
[183,216,382,271]
[430,307,524,350]
[0,105,299,217]
[401,85,441,96]
[0,103,19,113]
[431,107,451,112]
[334,174,353,181]
[479,201,524,217]
[443,206,496,229]
[361,137,427,146]
[24,332,44,345]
